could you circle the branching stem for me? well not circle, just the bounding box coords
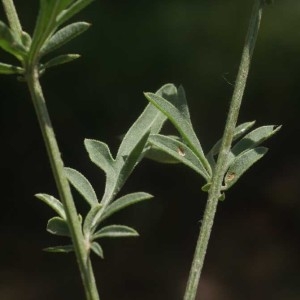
[26,66,100,300]
[183,1,265,299]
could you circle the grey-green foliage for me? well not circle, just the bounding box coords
[37,83,184,258]
[144,85,280,194]
[0,0,94,75]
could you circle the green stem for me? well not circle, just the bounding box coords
[183,1,265,299]
[26,66,100,300]
[1,0,22,39]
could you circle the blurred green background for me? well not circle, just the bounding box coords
[0,0,299,299]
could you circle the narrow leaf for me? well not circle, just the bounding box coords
[228,125,281,165]
[149,134,211,180]
[99,192,153,223]
[224,147,268,189]
[84,139,115,175]
[44,245,74,253]
[83,204,103,237]
[35,193,66,219]
[174,85,191,122]
[47,217,70,237]
[144,92,211,176]
[43,54,80,69]
[90,241,104,258]
[0,21,27,60]
[65,167,98,206]
[40,22,91,56]
[0,62,23,75]
[93,225,139,239]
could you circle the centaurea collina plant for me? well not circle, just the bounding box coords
[0,0,279,299]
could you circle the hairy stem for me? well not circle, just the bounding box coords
[1,0,22,40]
[26,66,100,300]
[183,1,265,299]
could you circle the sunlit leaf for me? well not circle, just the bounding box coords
[83,204,103,237]
[90,241,104,258]
[35,193,66,219]
[44,244,74,253]
[47,216,70,237]
[65,167,98,207]
[43,54,80,69]
[0,62,23,75]
[92,225,139,239]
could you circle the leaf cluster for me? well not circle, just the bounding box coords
[0,0,93,76]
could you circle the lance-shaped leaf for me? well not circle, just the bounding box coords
[117,83,177,160]
[173,85,191,122]
[224,147,268,190]
[92,225,139,240]
[90,241,104,258]
[40,22,91,56]
[0,21,27,60]
[82,204,103,237]
[47,217,70,237]
[149,134,211,181]
[65,167,98,207]
[35,193,66,219]
[144,92,211,176]
[44,245,74,253]
[84,139,115,175]
[102,130,150,205]
[42,54,80,69]
[227,125,281,165]
[57,0,95,27]
[98,192,153,223]
[0,62,23,75]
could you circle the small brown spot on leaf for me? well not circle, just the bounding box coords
[177,146,185,157]
[225,172,235,182]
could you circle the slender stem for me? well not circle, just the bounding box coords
[183,1,265,299]
[26,66,100,300]
[1,0,22,39]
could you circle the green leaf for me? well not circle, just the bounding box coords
[149,134,211,181]
[144,92,211,176]
[207,121,256,159]
[35,193,66,219]
[228,125,281,165]
[84,139,115,175]
[0,62,23,75]
[0,21,27,60]
[99,192,153,223]
[65,167,98,207]
[173,85,191,122]
[57,0,95,27]
[21,31,32,49]
[44,245,74,253]
[40,22,91,56]
[90,241,104,258]
[43,53,80,69]
[224,147,268,189]
[92,225,139,239]
[47,216,70,237]
[83,204,103,237]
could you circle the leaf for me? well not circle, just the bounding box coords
[44,245,74,253]
[0,21,27,60]
[40,22,91,56]
[92,225,139,240]
[173,85,191,122]
[47,216,70,237]
[144,92,212,177]
[0,62,23,75]
[57,0,95,27]
[117,83,177,160]
[84,139,115,175]
[90,241,104,258]
[102,130,150,204]
[65,167,98,207]
[224,147,268,189]
[35,193,66,219]
[99,192,153,223]
[227,125,281,165]
[82,204,103,237]
[43,54,80,69]
[149,134,211,181]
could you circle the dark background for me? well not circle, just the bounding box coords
[0,0,299,299]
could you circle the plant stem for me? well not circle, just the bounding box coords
[1,0,22,39]
[183,1,265,299]
[26,66,100,300]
